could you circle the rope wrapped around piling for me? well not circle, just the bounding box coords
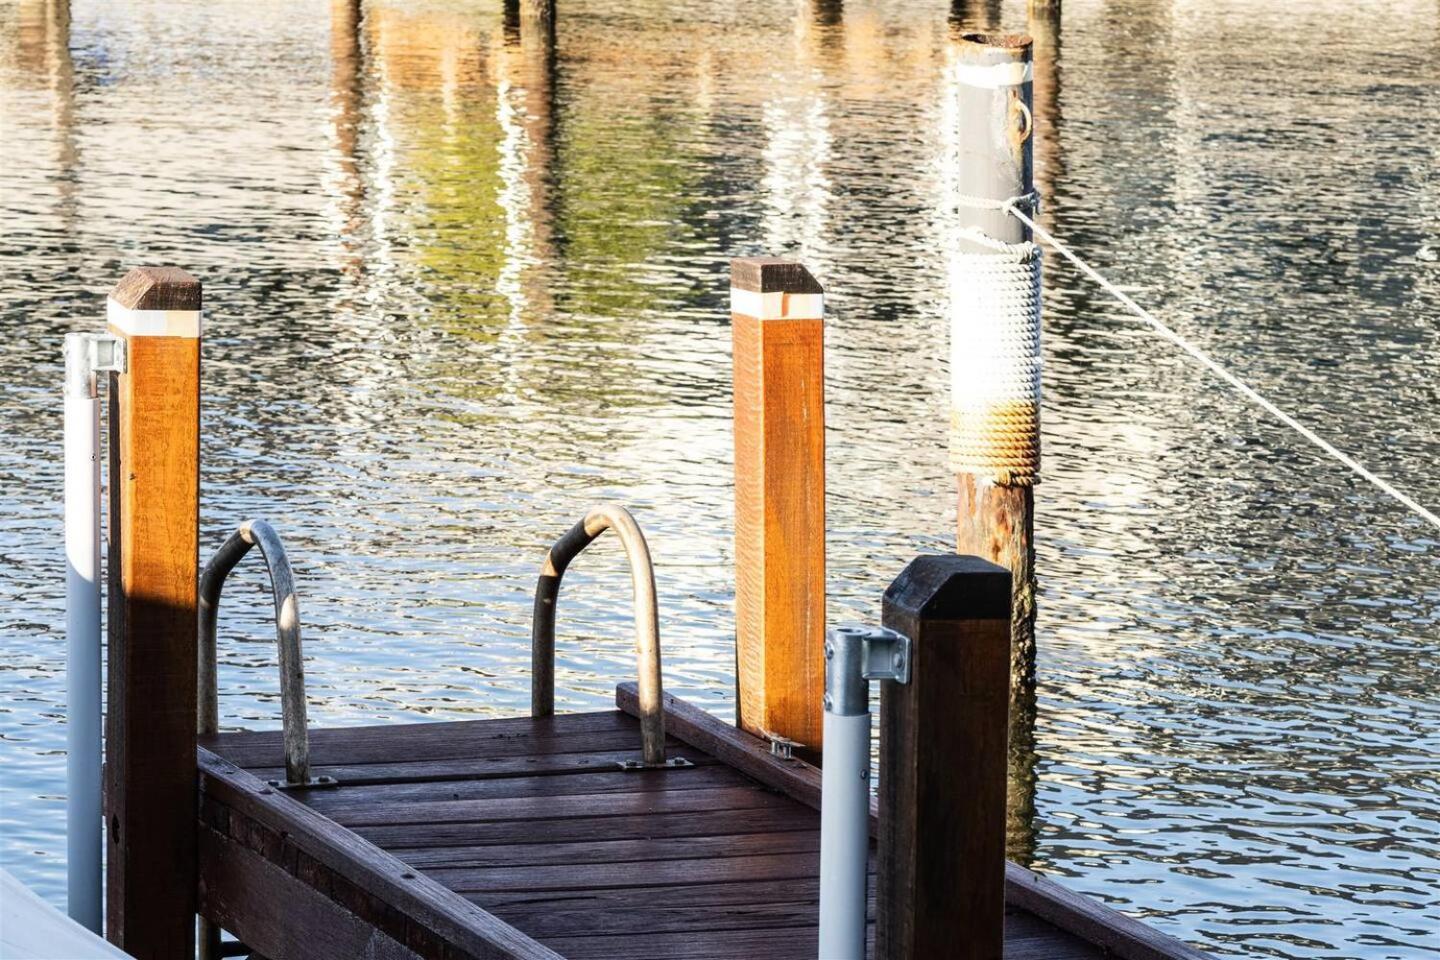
[947,236,1043,486]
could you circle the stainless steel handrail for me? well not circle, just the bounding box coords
[198,519,316,788]
[532,505,677,768]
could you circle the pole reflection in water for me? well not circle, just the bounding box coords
[757,1,836,264]
[950,0,1001,35]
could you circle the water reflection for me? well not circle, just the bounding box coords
[1,2,1438,957]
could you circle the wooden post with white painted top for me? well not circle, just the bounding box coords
[103,267,202,959]
[730,258,827,756]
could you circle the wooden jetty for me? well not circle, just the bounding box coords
[84,258,1210,960]
[198,686,1202,960]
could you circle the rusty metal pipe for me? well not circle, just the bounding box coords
[198,519,310,786]
[532,505,667,767]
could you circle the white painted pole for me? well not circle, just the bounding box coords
[63,333,102,933]
[818,625,882,960]
[818,709,870,960]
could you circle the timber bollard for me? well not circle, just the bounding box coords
[730,258,827,755]
[948,33,1041,690]
[877,555,1011,960]
[104,267,202,958]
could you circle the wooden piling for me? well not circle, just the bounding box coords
[950,33,1039,690]
[1028,0,1061,207]
[877,555,1011,960]
[730,258,827,754]
[104,266,202,958]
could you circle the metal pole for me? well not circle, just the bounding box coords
[818,625,910,960]
[818,628,870,960]
[63,332,102,933]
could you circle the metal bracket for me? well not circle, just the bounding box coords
[860,626,911,685]
[83,333,127,373]
[64,332,127,398]
[761,731,803,760]
[617,757,693,771]
[267,775,339,791]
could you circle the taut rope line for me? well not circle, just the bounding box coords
[1000,200,1440,534]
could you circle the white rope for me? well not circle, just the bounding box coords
[949,236,1043,485]
[1004,201,1440,534]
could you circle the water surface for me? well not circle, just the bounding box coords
[1,0,1438,956]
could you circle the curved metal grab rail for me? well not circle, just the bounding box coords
[198,519,317,787]
[532,505,677,768]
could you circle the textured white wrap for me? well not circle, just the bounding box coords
[948,242,1042,484]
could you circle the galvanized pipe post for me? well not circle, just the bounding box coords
[64,332,122,933]
[950,33,1040,690]
[818,625,909,960]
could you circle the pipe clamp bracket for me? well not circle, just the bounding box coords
[858,626,911,685]
[64,332,127,398]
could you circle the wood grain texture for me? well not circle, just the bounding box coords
[731,277,826,751]
[109,265,202,310]
[878,555,1012,960]
[199,824,420,960]
[200,705,1205,960]
[199,749,559,960]
[956,476,1036,686]
[104,270,201,959]
[730,257,824,294]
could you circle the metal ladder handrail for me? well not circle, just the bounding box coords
[532,505,680,768]
[198,519,318,788]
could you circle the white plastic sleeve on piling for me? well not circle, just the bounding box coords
[948,242,1043,485]
[817,710,871,960]
[64,392,102,933]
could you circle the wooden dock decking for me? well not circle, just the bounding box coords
[197,685,1206,960]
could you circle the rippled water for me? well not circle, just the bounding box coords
[2,0,1438,955]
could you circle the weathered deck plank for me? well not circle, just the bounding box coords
[202,700,1207,960]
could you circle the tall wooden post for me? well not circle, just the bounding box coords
[950,33,1040,689]
[104,267,202,958]
[730,258,827,753]
[877,555,1011,960]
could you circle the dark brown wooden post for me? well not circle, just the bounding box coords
[877,555,1011,960]
[104,267,202,958]
[730,258,827,754]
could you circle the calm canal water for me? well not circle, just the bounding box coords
[2,0,1438,955]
